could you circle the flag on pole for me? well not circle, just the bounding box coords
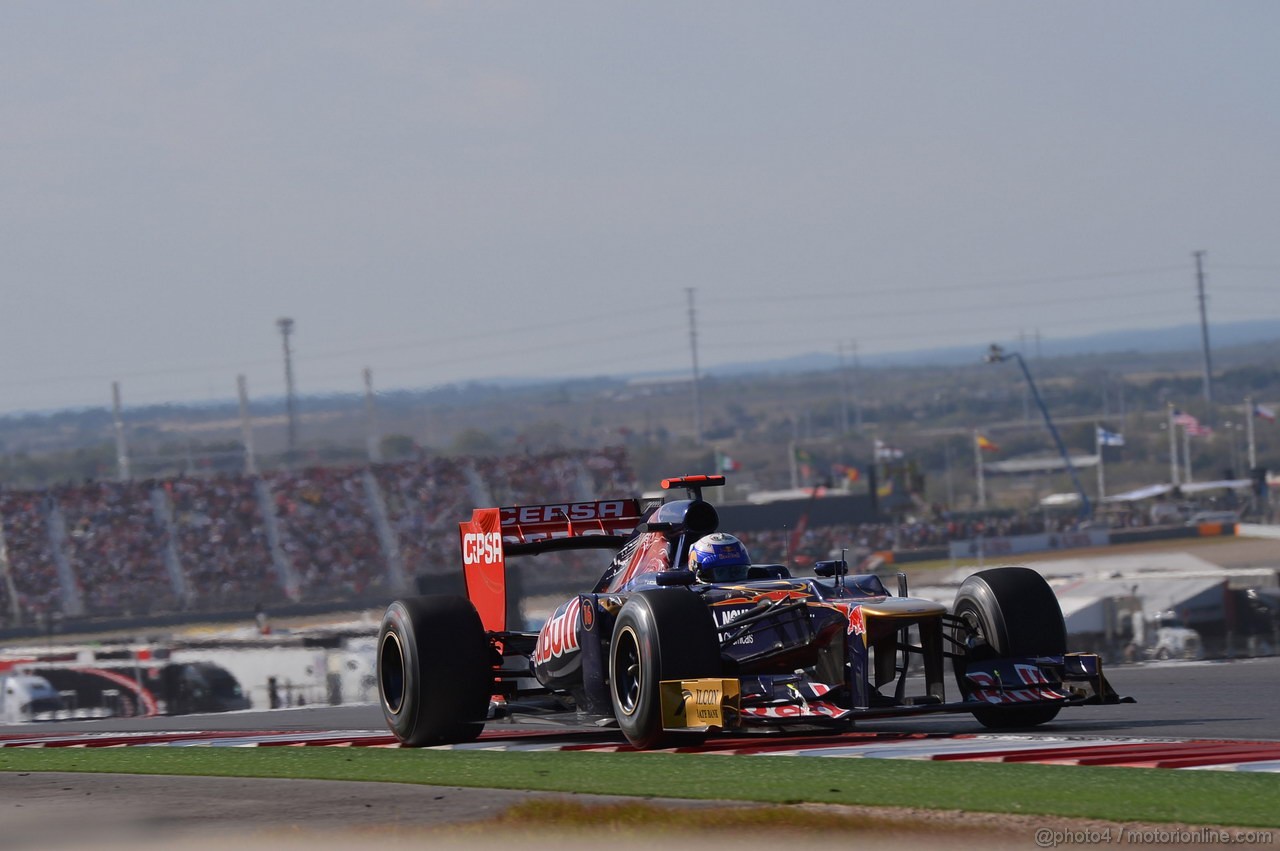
[1171,409,1200,428]
[976,434,999,452]
[1185,423,1214,437]
[1254,403,1277,423]
[832,463,861,483]
[1096,426,1125,447]
[793,446,813,481]
[715,451,741,473]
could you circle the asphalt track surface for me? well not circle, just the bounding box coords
[8,654,1278,740]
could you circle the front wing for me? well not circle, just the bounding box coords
[658,653,1129,732]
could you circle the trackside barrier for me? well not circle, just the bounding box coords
[1110,526,1199,545]
[1238,523,1280,540]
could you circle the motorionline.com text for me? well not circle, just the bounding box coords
[1035,827,1273,847]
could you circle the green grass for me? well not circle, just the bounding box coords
[2,746,1276,828]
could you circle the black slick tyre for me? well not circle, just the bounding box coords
[378,595,492,746]
[609,589,722,749]
[952,566,1067,729]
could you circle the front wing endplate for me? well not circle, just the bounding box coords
[659,678,741,731]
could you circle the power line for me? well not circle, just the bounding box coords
[701,286,1191,328]
[747,264,1189,304]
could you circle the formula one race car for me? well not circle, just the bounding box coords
[376,475,1128,749]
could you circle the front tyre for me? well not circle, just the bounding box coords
[952,566,1066,729]
[378,595,492,746]
[609,589,721,749]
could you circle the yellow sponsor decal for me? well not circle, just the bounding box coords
[659,678,741,730]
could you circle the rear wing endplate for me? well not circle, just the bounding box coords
[458,498,645,632]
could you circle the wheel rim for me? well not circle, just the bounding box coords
[613,626,642,717]
[954,603,994,699]
[957,605,994,658]
[379,631,405,714]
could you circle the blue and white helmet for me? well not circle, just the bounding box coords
[688,533,751,581]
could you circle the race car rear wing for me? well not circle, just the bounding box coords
[458,498,647,632]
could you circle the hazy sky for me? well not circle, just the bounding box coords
[2,2,1277,415]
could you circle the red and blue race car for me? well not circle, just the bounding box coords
[376,475,1128,749]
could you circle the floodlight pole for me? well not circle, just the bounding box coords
[986,344,1092,518]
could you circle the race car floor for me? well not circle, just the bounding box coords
[3,728,1280,772]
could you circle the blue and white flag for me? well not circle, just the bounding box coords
[1096,426,1125,447]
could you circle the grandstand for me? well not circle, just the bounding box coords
[0,448,637,631]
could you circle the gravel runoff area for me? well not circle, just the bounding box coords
[2,772,1274,851]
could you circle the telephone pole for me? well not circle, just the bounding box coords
[1195,250,1213,404]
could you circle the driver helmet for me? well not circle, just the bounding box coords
[688,533,751,582]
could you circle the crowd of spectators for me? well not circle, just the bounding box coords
[166,475,279,612]
[266,466,387,601]
[0,492,62,619]
[0,443,1239,629]
[55,481,178,617]
[373,457,475,579]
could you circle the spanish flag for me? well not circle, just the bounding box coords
[976,434,999,452]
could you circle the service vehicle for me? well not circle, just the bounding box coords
[377,475,1129,749]
[0,673,63,723]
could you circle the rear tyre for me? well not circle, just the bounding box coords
[609,589,722,749]
[952,566,1066,729]
[378,595,492,746]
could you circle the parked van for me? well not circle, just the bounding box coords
[0,673,63,723]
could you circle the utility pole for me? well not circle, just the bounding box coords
[277,317,298,461]
[111,381,130,481]
[837,343,851,434]
[1018,330,1030,422]
[237,374,257,475]
[1195,250,1213,404]
[1246,396,1258,471]
[686,288,703,445]
[363,367,382,463]
[851,340,863,430]
[973,430,986,509]
[943,436,955,509]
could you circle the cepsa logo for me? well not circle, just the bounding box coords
[462,531,503,566]
[533,604,581,666]
[501,501,630,526]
